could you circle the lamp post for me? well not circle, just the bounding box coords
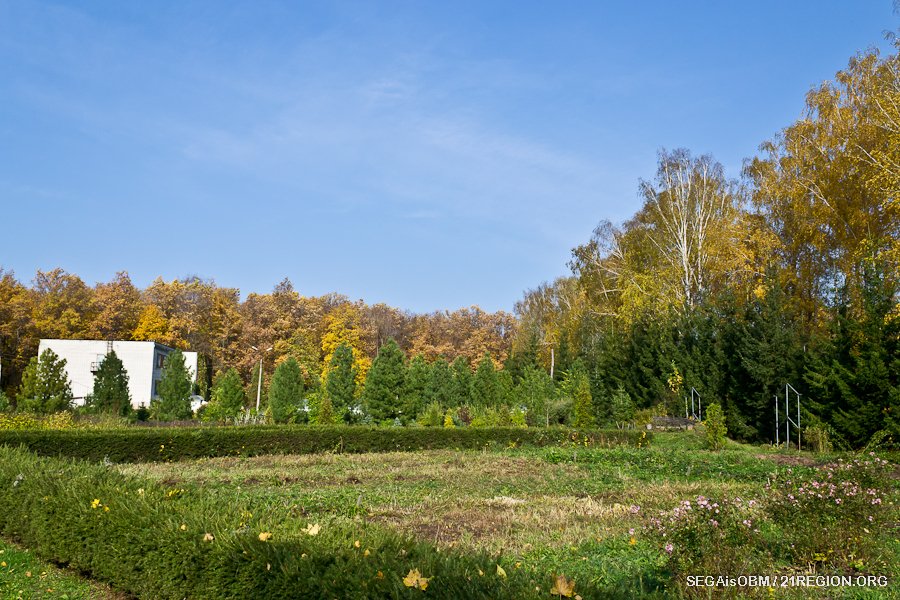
[250,345,273,412]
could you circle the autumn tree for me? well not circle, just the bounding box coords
[90,272,142,340]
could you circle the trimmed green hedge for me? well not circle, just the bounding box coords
[0,425,649,462]
[0,446,602,599]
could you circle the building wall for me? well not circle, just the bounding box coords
[38,340,197,409]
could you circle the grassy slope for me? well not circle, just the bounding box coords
[0,539,125,600]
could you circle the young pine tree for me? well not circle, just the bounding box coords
[428,357,454,407]
[401,354,431,423]
[89,350,131,416]
[472,353,500,407]
[566,361,595,428]
[202,368,245,422]
[269,357,305,424]
[325,343,357,421]
[450,356,473,407]
[151,349,193,421]
[362,339,406,422]
[18,349,74,414]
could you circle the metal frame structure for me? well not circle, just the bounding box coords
[774,383,801,449]
[688,387,701,420]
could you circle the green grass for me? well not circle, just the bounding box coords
[109,431,842,595]
[0,539,123,600]
[3,430,897,598]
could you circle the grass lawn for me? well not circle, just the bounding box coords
[115,430,896,597]
[0,539,125,600]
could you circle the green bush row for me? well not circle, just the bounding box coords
[0,446,601,599]
[0,425,650,462]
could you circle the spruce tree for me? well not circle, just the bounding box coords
[269,357,305,423]
[450,356,472,407]
[516,366,554,426]
[202,368,245,422]
[362,339,406,422]
[17,349,74,413]
[402,354,431,423]
[89,350,131,416]
[472,352,499,407]
[610,385,635,429]
[428,357,454,407]
[566,361,595,428]
[325,343,356,420]
[151,349,193,421]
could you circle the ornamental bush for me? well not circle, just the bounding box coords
[0,426,650,463]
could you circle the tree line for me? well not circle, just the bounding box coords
[511,45,900,448]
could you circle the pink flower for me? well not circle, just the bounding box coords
[664,543,674,554]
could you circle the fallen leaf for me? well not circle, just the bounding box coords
[303,523,321,536]
[403,568,431,590]
[496,564,507,579]
[551,574,576,598]
[258,532,273,542]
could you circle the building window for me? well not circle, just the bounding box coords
[156,353,165,369]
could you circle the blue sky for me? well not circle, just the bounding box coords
[0,1,896,313]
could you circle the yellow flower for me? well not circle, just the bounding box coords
[1,561,7,567]
[354,540,361,548]
[258,532,273,542]
[104,506,110,512]
[403,569,430,590]
[363,549,371,557]
[629,536,636,546]
[180,524,187,531]
[91,499,101,509]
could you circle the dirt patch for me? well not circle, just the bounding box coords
[755,453,818,467]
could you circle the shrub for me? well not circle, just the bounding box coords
[0,446,597,599]
[0,426,650,463]
[703,403,727,451]
[418,402,443,427]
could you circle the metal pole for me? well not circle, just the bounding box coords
[775,395,779,445]
[785,388,790,449]
[698,392,702,421]
[256,357,263,411]
[797,395,801,451]
[685,396,688,419]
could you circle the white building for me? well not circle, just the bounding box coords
[38,339,198,409]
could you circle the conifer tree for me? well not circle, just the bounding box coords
[362,339,406,422]
[151,349,193,421]
[428,357,454,407]
[202,368,245,422]
[516,366,554,426]
[325,343,357,421]
[402,354,431,422]
[566,360,595,428]
[18,349,74,413]
[269,357,305,423]
[88,350,131,416]
[472,352,499,407]
[450,356,472,407]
